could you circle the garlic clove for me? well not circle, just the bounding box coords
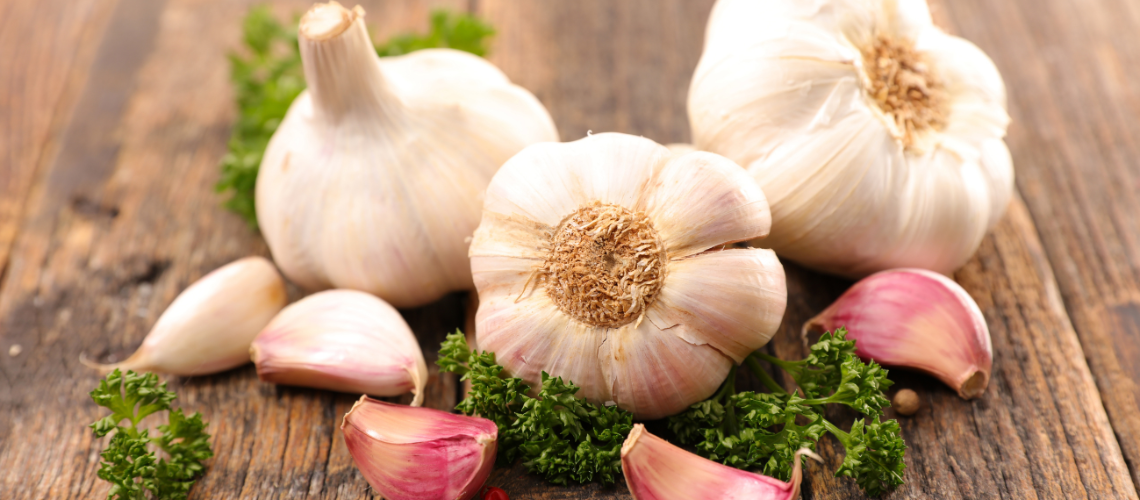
[250,289,427,405]
[648,248,787,363]
[621,424,819,500]
[599,315,734,420]
[479,133,669,227]
[643,151,771,260]
[342,396,497,500]
[85,256,287,376]
[257,2,558,309]
[804,268,993,399]
[474,281,612,404]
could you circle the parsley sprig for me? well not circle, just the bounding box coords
[90,369,213,500]
[667,328,906,497]
[438,332,633,485]
[217,7,495,228]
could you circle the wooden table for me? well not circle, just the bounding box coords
[1,0,1138,498]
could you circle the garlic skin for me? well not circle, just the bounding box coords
[250,289,427,405]
[86,256,286,375]
[256,2,559,308]
[804,268,993,399]
[621,424,818,500]
[341,396,497,500]
[470,133,787,419]
[689,0,1013,278]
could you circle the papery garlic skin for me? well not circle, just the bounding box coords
[470,132,787,419]
[689,0,1013,278]
[342,396,497,500]
[256,2,558,308]
[805,268,993,399]
[87,256,286,376]
[621,424,817,500]
[250,289,427,405]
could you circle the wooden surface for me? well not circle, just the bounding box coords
[0,0,1138,498]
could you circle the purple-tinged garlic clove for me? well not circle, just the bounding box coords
[342,396,498,500]
[804,268,993,399]
[250,289,427,405]
[84,256,287,376]
[621,424,818,500]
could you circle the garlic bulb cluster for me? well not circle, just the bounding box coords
[256,2,559,308]
[469,133,787,419]
[805,268,993,399]
[85,256,287,376]
[621,424,819,500]
[689,0,1013,278]
[250,289,427,404]
[342,396,497,500]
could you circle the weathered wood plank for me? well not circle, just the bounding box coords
[0,0,466,498]
[937,0,1140,488]
[0,0,119,301]
[0,0,1135,499]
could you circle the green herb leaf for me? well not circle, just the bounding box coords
[217,8,495,228]
[668,328,906,496]
[438,331,632,485]
[90,369,213,500]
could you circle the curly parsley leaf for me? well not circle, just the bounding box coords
[218,8,495,228]
[438,331,632,486]
[90,369,213,500]
[669,328,906,496]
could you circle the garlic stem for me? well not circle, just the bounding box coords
[744,354,787,395]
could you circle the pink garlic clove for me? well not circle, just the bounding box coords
[341,396,498,500]
[621,424,819,500]
[250,289,427,405]
[804,268,993,399]
[83,256,287,376]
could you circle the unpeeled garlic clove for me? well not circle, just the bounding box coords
[621,424,819,500]
[342,396,498,500]
[250,289,427,405]
[804,268,993,399]
[84,256,287,376]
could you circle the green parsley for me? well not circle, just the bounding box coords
[89,369,213,500]
[438,332,633,486]
[667,327,906,497]
[216,7,495,228]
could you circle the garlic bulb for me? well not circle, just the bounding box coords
[256,2,559,308]
[621,424,819,500]
[805,268,993,399]
[85,256,287,376]
[250,289,427,405]
[342,396,497,500]
[469,132,787,419]
[689,0,1013,278]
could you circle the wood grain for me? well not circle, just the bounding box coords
[0,0,118,300]
[937,0,1140,487]
[0,0,1136,499]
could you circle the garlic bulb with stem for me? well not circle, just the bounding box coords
[250,289,427,405]
[469,132,787,419]
[621,424,820,500]
[84,256,286,376]
[804,268,993,399]
[689,0,1013,278]
[256,2,558,308]
[342,396,497,500]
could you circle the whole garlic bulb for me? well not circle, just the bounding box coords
[469,133,787,419]
[256,2,559,308]
[689,0,1013,278]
